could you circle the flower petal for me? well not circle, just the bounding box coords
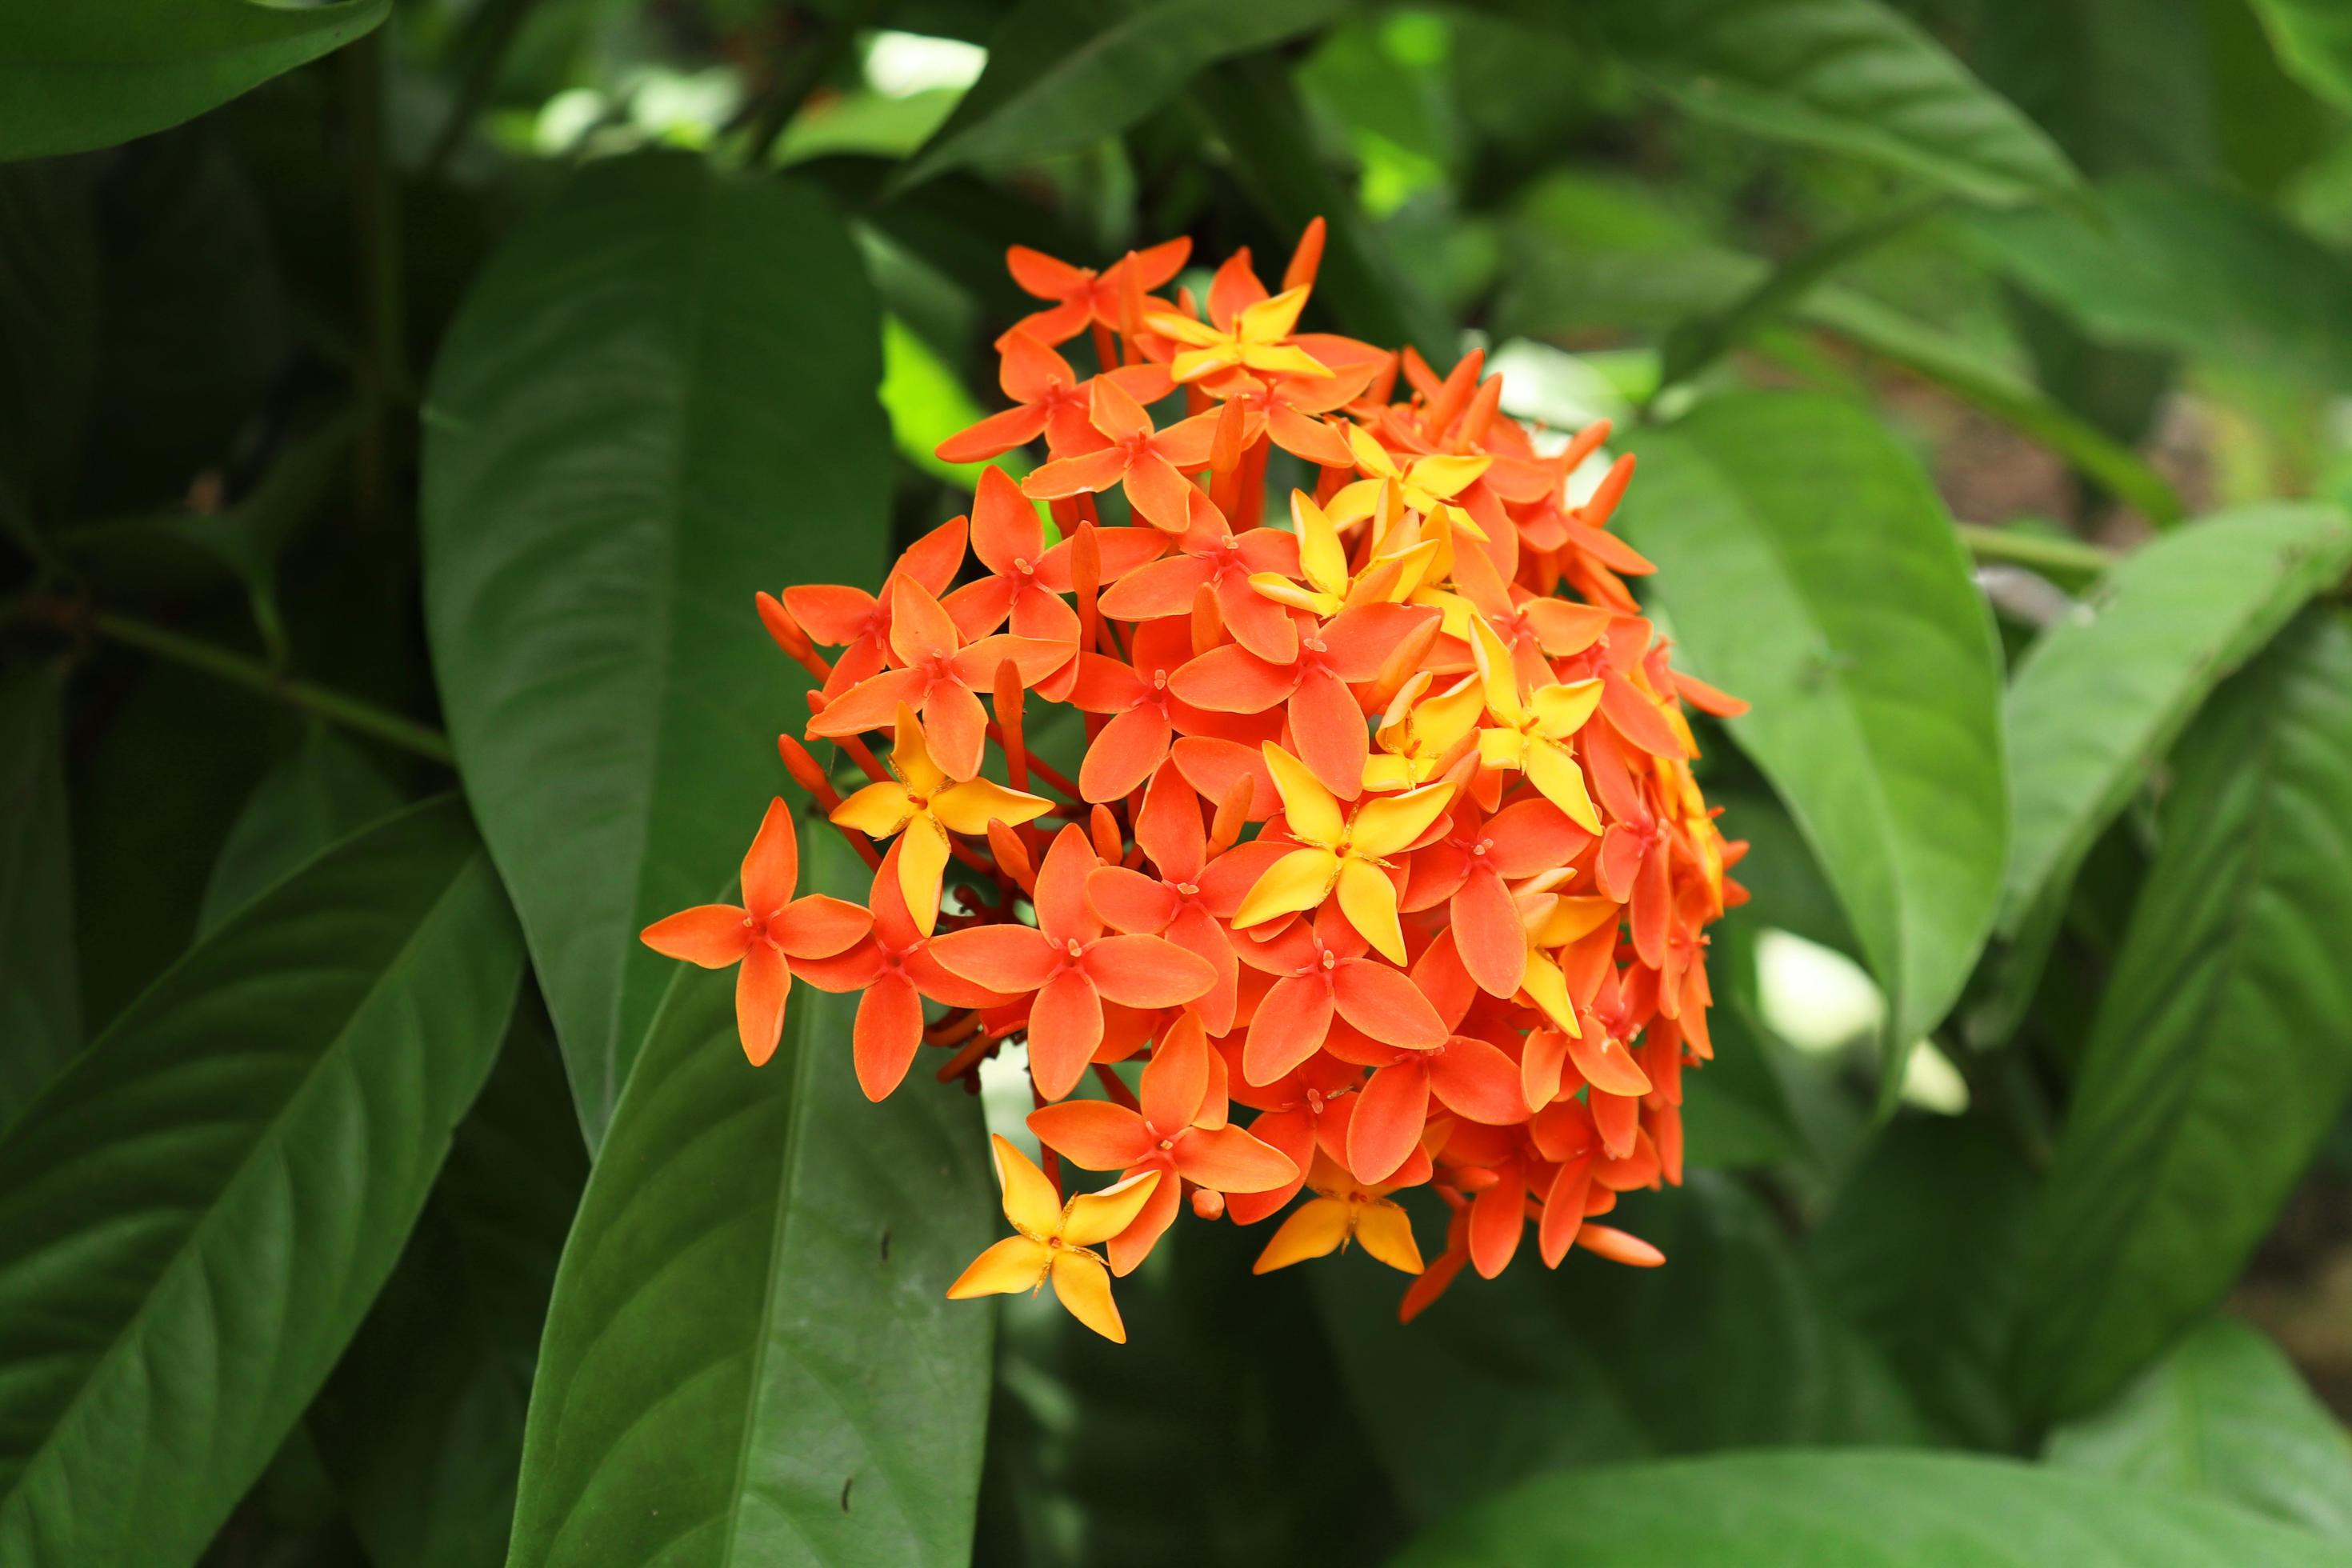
[1061,1167,1162,1246]
[1086,864,1180,934]
[1331,961,1447,1048]
[1027,969,1105,1100]
[1028,1099,1154,1170]
[1354,1200,1426,1274]
[735,945,788,1066]
[1243,974,1335,1086]
[1251,1197,1352,1274]
[1349,1062,1430,1186]
[1141,1014,1210,1132]
[1233,846,1340,931]
[640,905,752,968]
[1083,934,1215,1009]
[930,924,1058,994]
[1048,1250,1127,1342]
[1175,1123,1298,1194]
[852,974,924,1102]
[946,1234,1050,1298]
[770,894,872,959]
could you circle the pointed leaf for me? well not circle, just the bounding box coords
[1626,394,2007,1098]
[423,154,892,1148]
[198,725,404,937]
[1394,1450,2352,1567]
[2011,610,2352,1421]
[0,798,524,1567]
[506,826,994,1568]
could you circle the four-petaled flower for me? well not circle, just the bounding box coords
[639,798,874,1064]
[830,706,1052,934]
[949,1135,1162,1342]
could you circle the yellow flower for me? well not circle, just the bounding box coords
[1251,1151,1424,1275]
[1232,743,1454,962]
[830,705,1050,935]
[1468,618,1602,832]
[947,1135,1162,1342]
[1146,285,1334,383]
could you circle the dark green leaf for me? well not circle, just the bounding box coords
[0,798,523,1567]
[506,823,995,1568]
[1809,1116,2039,1447]
[311,993,586,1568]
[1971,0,2218,178]
[0,662,79,1133]
[198,723,403,936]
[422,153,892,1147]
[0,1,387,161]
[1584,0,2084,205]
[2250,0,2352,114]
[2002,502,2352,934]
[1625,394,2008,1098]
[2047,1316,2352,1540]
[895,0,1347,191]
[1319,1174,1923,1524]
[1973,176,2352,392]
[2011,610,2352,1421]
[1394,1450,2352,1567]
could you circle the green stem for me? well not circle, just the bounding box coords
[738,0,878,169]
[423,0,539,180]
[1958,523,2115,581]
[88,610,455,765]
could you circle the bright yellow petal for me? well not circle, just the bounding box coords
[896,813,952,936]
[1238,285,1311,343]
[1262,743,1344,847]
[1252,1198,1354,1273]
[1250,571,1342,617]
[990,1134,1063,1238]
[892,704,946,795]
[946,1234,1051,1298]
[1238,343,1334,378]
[1323,478,1384,530]
[1346,422,1399,481]
[1048,1249,1126,1342]
[934,777,1053,836]
[1536,895,1618,949]
[1519,950,1580,1034]
[1406,454,1491,501]
[1352,1198,1426,1274]
[1335,857,1406,965]
[1417,678,1487,750]
[1060,1169,1162,1246]
[1291,489,1350,600]
[1348,780,1456,858]
[1469,618,1523,726]
[830,780,916,838]
[1478,727,1526,771]
[1234,846,1341,930]
[1370,538,1443,602]
[1143,310,1221,346]
[1170,346,1238,383]
[1526,739,1602,833]
[1529,680,1603,741]
[1361,755,1415,793]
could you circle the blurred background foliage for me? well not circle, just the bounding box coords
[7,0,2352,1565]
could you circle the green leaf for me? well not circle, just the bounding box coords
[2010,610,2352,1422]
[1792,290,2183,524]
[198,723,403,937]
[1809,1117,2039,1448]
[1970,0,2218,179]
[506,822,995,1568]
[0,1,388,161]
[894,0,1348,191]
[2048,1316,2352,1540]
[0,798,523,1567]
[422,153,892,1148]
[2001,502,2352,935]
[1582,0,2084,206]
[1318,1174,1924,1524]
[2250,0,2352,114]
[1625,394,2008,1099]
[1972,175,2352,392]
[311,993,586,1568]
[0,663,80,1134]
[1393,1450,2352,1568]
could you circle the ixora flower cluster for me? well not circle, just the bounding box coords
[642,222,1749,1344]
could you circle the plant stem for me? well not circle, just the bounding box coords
[423,0,539,179]
[1958,523,2115,581]
[738,0,878,169]
[87,610,454,765]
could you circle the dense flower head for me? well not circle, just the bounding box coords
[643,221,1752,1342]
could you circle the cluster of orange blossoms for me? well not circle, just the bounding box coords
[642,222,1749,1344]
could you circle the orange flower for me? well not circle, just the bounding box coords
[645,220,1750,1342]
[638,798,873,1064]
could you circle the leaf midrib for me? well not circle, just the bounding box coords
[0,843,482,1523]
